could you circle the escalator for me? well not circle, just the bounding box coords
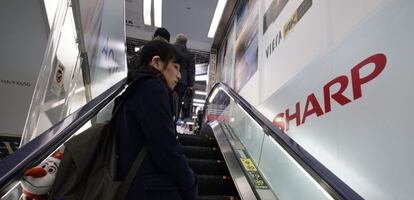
[178,133,239,200]
[176,83,364,200]
[0,80,364,200]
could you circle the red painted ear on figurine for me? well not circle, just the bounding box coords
[20,151,64,200]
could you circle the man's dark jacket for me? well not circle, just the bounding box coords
[174,42,195,87]
[115,66,197,199]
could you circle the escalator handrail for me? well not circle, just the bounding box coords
[206,82,363,200]
[0,78,127,193]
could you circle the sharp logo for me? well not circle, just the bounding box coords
[272,54,387,132]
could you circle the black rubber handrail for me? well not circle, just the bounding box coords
[205,82,363,200]
[0,78,126,195]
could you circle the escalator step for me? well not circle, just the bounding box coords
[178,134,217,147]
[182,146,222,160]
[198,195,238,200]
[199,122,215,137]
[189,159,228,175]
[198,175,238,196]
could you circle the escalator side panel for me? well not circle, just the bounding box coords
[209,122,258,200]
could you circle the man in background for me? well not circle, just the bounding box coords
[153,27,170,42]
[174,34,195,120]
[128,27,171,72]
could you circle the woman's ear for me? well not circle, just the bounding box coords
[150,56,162,71]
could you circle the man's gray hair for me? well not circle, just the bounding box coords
[175,33,188,46]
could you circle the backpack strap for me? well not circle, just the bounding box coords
[117,144,148,200]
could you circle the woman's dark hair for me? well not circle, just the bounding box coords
[134,40,183,69]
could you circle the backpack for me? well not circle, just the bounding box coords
[49,80,146,200]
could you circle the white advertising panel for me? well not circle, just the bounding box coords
[257,1,413,199]
[90,0,127,98]
[259,0,325,102]
[215,0,414,198]
[233,0,259,93]
[221,22,236,88]
[76,0,127,98]
[0,1,49,137]
[77,0,104,72]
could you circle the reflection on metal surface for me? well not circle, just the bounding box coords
[221,123,278,199]
[208,88,220,103]
[210,121,279,200]
[210,121,258,200]
[0,181,20,200]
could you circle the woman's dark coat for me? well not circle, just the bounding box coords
[115,66,197,200]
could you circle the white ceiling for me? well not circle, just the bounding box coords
[125,0,218,52]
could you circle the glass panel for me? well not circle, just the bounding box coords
[206,87,334,199]
[228,102,264,164]
[0,0,83,162]
[21,1,82,145]
[206,89,264,164]
[65,58,87,116]
[35,7,81,136]
[0,91,120,199]
[260,134,332,200]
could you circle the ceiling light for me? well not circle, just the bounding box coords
[134,47,140,52]
[143,0,152,26]
[208,0,228,38]
[154,0,162,27]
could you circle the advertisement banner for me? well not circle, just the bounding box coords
[75,0,127,98]
[257,1,414,199]
[259,0,321,102]
[234,0,259,92]
[219,22,236,87]
[90,0,127,98]
[0,1,49,137]
[263,0,289,34]
[77,0,105,73]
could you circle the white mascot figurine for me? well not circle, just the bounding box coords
[20,151,63,200]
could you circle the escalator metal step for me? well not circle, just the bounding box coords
[198,175,238,196]
[178,134,217,147]
[179,134,239,199]
[189,158,229,175]
[182,146,222,160]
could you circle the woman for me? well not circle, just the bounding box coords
[115,40,197,199]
